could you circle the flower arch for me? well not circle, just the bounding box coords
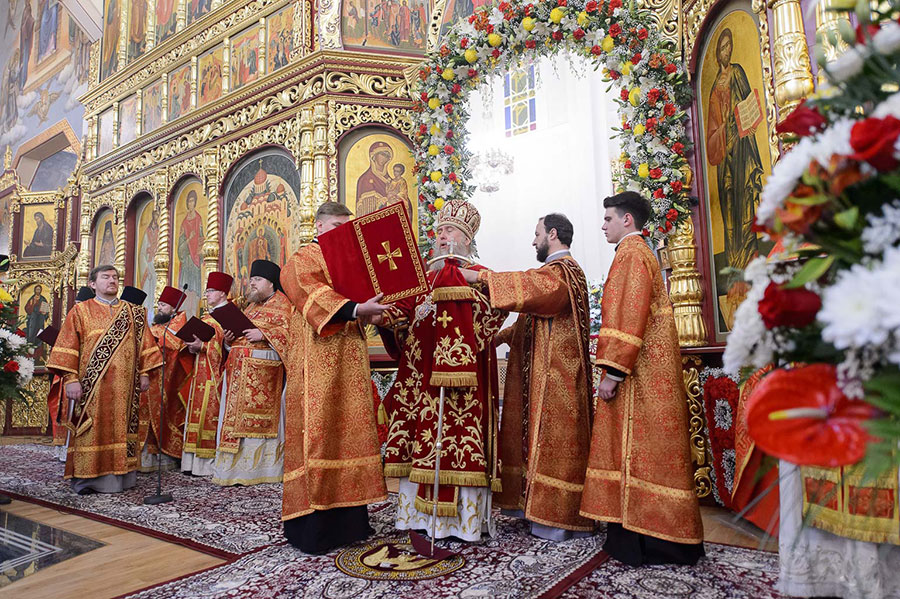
[413,0,694,255]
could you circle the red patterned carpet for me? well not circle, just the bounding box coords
[0,444,785,598]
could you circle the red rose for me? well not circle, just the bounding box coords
[608,70,620,80]
[638,28,648,40]
[524,3,534,15]
[447,130,454,139]
[452,83,461,94]
[551,30,563,41]
[422,176,429,183]
[558,0,567,5]
[4,360,19,373]
[419,124,427,135]
[444,103,454,114]
[486,24,494,33]
[585,0,598,11]
[427,228,436,238]
[856,23,881,44]
[468,14,476,23]
[658,226,666,233]
[620,88,629,101]
[622,122,631,130]
[757,282,821,330]
[419,194,425,202]
[468,68,477,78]
[663,102,676,116]
[664,62,677,74]
[647,88,660,104]
[666,208,678,220]
[624,159,632,169]
[444,145,454,154]
[664,220,673,232]
[672,141,685,155]
[642,228,650,237]
[646,117,658,130]
[849,116,900,172]
[591,45,602,55]
[448,172,458,182]
[526,39,537,49]
[460,38,469,48]
[631,52,641,65]
[609,0,622,9]
[492,48,501,57]
[574,28,585,40]
[420,92,428,102]
[776,98,827,138]
[653,188,665,199]
[609,23,622,37]
[671,180,683,193]
[649,167,662,179]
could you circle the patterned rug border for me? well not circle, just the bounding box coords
[0,488,242,560]
[538,550,610,599]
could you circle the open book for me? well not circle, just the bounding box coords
[734,89,763,138]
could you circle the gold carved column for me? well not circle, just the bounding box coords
[312,103,329,208]
[77,199,92,288]
[815,0,851,85]
[769,0,815,116]
[669,216,708,347]
[203,148,221,283]
[297,107,316,243]
[114,187,127,276]
[154,170,170,297]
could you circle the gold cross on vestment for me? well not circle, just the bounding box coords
[377,241,402,271]
[437,310,453,328]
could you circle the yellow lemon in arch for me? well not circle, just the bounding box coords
[428,97,440,110]
[628,87,640,106]
[434,198,445,210]
[464,48,478,63]
[637,163,650,178]
[549,7,564,23]
[442,68,455,81]
[430,124,440,135]
[430,171,443,182]
[488,33,502,47]
[522,17,536,31]
[632,123,646,136]
[602,35,615,52]
[428,144,441,156]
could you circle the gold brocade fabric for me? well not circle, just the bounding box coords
[382,265,507,516]
[280,244,387,521]
[46,300,163,480]
[580,236,703,544]
[485,256,594,532]
[218,292,292,452]
[801,464,900,545]
[183,315,225,460]
[138,311,192,458]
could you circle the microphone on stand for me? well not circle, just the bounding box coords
[144,283,189,506]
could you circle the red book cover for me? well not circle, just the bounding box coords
[318,202,428,303]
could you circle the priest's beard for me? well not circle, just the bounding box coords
[246,288,270,304]
[535,239,551,263]
[153,312,174,325]
[429,243,472,272]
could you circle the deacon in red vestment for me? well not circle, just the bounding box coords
[581,192,704,566]
[181,272,231,477]
[212,260,291,486]
[139,286,193,464]
[378,200,507,542]
[462,213,595,541]
[281,201,388,554]
[47,266,162,494]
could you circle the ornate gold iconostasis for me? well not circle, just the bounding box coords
[0,0,825,498]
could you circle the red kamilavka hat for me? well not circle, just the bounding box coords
[159,285,186,308]
[207,271,233,294]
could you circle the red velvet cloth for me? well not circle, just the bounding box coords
[318,203,427,303]
[429,259,478,388]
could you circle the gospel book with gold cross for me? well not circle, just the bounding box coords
[318,201,428,304]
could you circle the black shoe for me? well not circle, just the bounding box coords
[0,494,11,505]
[76,488,97,496]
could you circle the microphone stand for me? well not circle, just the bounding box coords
[144,285,188,505]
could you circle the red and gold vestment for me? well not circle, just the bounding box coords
[182,314,226,460]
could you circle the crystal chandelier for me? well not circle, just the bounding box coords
[470,149,514,194]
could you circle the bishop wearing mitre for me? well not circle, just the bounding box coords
[181,272,232,477]
[212,260,292,486]
[47,265,162,494]
[378,199,507,542]
[280,202,388,554]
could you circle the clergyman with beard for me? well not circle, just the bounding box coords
[139,286,193,470]
[211,259,292,486]
[460,213,596,541]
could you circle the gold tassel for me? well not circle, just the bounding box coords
[414,495,459,518]
[409,468,490,487]
[383,463,413,478]
[491,477,503,492]
[432,286,477,302]
[429,371,479,388]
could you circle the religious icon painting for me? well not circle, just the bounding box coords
[198,45,225,108]
[231,26,261,91]
[142,78,165,133]
[696,1,775,340]
[19,202,56,260]
[342,0,429,53]
[156,0,178,44]
[168,62,192,122]
[101,0,121,79]
[119,94,138,146]
[93,208,117,268]
[133,198,159,307]
[171,178,207,315]
[266,5,294,73]
[186,0,213,26]
[18,281,53,367]
[222,150,302,297]
[338,127,418,360]
[439,0,490,40]
[98,107,114,156]
[126,0,148,62]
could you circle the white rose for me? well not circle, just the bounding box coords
[825,47,865,83]
[873,21,900,55]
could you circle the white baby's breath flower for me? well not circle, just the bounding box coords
[861,199,900,255]
[873,91,900,119]
[757,136,817,224]
[825,46,866,82]
[873,21,900,56]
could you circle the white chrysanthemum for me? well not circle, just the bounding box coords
[757,135,817,224]
[723,272,771,374]
[873,91,900,120]
[820,262,893,349]
[825,47,866,83]
[808,118,854,167]
[877,247,900,331]
[873,21,900,55]
[862,199,900,255]
[15,356,34,385]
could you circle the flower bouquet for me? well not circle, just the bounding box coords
[0,285,35,404]
[723,5,900,470]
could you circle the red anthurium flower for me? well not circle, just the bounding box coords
[747,364,877,467]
